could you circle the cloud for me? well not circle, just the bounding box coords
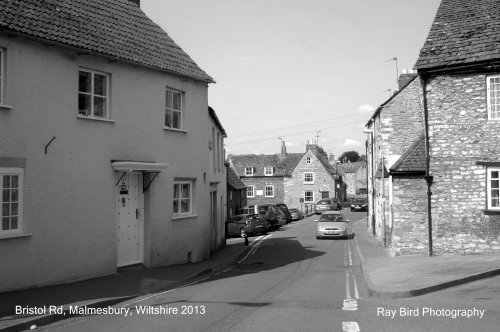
[342,139,362,146]
[357,104,376,114]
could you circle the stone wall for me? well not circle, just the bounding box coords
[242,176,285,206]
[392,176,428,255]
[284,150,336,209]
[427,73,500,255]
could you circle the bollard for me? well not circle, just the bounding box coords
[241,229,249,246]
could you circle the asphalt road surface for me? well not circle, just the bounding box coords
[38,211,500,332]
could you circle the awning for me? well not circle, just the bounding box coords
[111,161,169,173]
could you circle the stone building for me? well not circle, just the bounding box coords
[341,161,367,196]
[366,0,500,256]
[365,71,426,252]
[414,0,500,255]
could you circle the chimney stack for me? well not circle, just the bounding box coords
[398,68,417,90]
[281,140,287,158]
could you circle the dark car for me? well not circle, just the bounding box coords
[225,214,268,238]
[257,204,286,229]
[315,198,342,214]
[274,203,292,223]
[351,198,368,212]
[289,208,304,221]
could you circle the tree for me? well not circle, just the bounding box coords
[338,151,360,163]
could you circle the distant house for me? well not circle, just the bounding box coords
[226,165,247,218]
[208,107,227,254]
[227,142,303,208]
[366,0,500,256]
[341,161,367,195]
[228,142,345,212]
[285,144,345,210]
[0,0,217,292]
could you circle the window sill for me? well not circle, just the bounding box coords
[483,209,500,215]
[172,213,199,220]
[0,232,32,240]
[77,115,115,123]
[0,104,13,111]
[163,127,188,133]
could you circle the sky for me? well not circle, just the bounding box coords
[141,0,442,159]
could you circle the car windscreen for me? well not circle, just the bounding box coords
[317,200,330,204]
[319,215,343,222]
[354,199,366,203]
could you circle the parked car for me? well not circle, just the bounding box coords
[351,198,367,212]
[315,198,342,214]
[315,211,350,239]
[236,205,256,215]
[225,214,268,238]
[289,208,304,221]
[274,203,292,223]
[257,204,286,229]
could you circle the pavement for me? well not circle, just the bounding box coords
[2,217,500,331]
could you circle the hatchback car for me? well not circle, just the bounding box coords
[289,208,304,221]
[274,203,292,223]
[225,214,268,238]
[257,204,286,229]
[315,198,342,214]
[315,211,350,239]
[351,198,367,212]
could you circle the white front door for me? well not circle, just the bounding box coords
[117,173,143,267]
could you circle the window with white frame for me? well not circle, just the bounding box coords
[173,181,192,215]
[487,167,500,210]
[306,157,312,164]
[265,185,274,197]
[247,185,255,198]
[0,49,4,105]
[78,69,109,119]
[304,191,314,203]
[264,166,273,176]
[304,172,314,184]
[1,168,23,234]
[245,167,254,176]
[165,88,183,129]
[487,75,500,120]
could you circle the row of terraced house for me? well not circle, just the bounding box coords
[0,0,234,292]
[365,0,500,256]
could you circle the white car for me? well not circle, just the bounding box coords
[315,211,350,239]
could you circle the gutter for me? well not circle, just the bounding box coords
[421,74,434,257]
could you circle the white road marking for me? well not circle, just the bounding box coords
[342,321,361,332]
[237,234,271,264]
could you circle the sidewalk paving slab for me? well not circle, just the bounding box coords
[0,238,252,331]
[352,218,500,299]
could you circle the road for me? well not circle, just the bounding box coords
[38,211,500,332]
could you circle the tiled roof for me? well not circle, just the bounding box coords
[390,134,426,173]
[227,166,246,190]
[415,0,500,71]
[340,161,365,174]
[0,0,214,82]
[229,153,303,177]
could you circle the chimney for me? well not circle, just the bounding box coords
[129,0,140,7]
[398,68,417,90]
[281,141,287,158]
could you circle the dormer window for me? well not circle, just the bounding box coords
[264,166,273,176]
[245,167,254,176]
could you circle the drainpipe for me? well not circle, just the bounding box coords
[421,74,434,256]
[363,127,375,235]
